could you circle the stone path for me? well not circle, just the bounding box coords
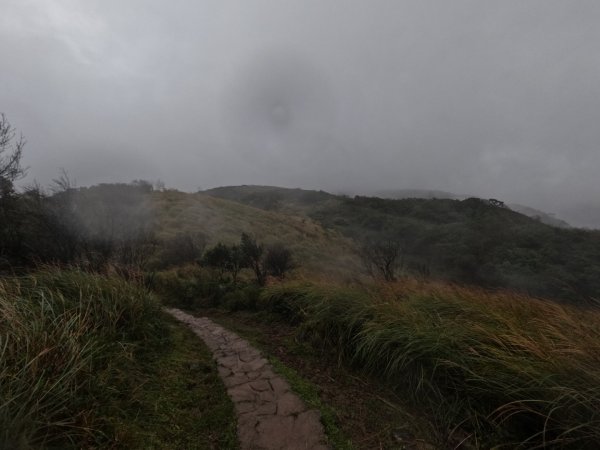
[166,308,329,450]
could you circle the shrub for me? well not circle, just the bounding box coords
[153,265,234,309]
[264,243,294,279]
[222,284,262,311]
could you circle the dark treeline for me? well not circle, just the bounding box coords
[315,196,600,303]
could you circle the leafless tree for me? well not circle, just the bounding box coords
[360,239,403,282]
[0,114,26,194]
[0,114,26,267]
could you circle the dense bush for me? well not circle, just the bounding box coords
[264,243,294,279]
[221,284,262,311]
[152,264,263,312]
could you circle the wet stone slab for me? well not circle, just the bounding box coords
[166,308,329,450]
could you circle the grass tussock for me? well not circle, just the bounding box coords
[0,268,165,449]
[260,279,600,448]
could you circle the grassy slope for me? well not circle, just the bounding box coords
[0,269,238,449]
[152,190,360,277]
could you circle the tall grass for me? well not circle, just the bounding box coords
[0,268,165,449]
[260,279,600,448]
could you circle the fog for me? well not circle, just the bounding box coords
[1,1,599,226]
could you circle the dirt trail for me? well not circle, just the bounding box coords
[166,308,329,450]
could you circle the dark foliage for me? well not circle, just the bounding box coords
[0,114,27,268]
[159,231,207,268]
[312,195,600,303]
[264,243,294,279]
[241,233,266,286]
[202,243,234,280]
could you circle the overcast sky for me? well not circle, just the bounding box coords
[1,1,599,226]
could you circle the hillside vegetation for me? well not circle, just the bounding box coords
[206,185,600,303]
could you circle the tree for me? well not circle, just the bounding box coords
[160,231,207,268]
[202,242,249,283]
[0,114,26,268]
[360,239,402,282]
[203,243,232,280]
[264,243,294,279]
[0,114,26,194]
[240,233,266,286]
[228,244,247,283]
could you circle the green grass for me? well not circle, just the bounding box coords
[259,279,600,448]
[109,316,238,449]
[0,268,165,448]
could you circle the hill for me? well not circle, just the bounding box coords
[205,185,600,303]
[151,189,360,276]
[37,182,600,303]
[346,188,571,228]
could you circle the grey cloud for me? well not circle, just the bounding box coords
[1,0,600,226]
